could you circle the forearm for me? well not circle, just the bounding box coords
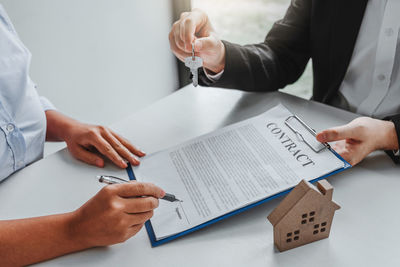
[45,110,78,142]
[200,41,285,91]
[199,0,311,91]
[0,213,87,266]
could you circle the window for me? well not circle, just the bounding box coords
[191,0,313,99]
[286,230,300,243]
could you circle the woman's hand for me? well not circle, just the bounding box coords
[45,110,145,168]
[316,117,398,166]
[69,182,165,247]
[0,182,165,266]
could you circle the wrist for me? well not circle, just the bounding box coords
[66,209,92,249]
[205,40,226,74]
[56,211,90,252]
[380,120,398,150]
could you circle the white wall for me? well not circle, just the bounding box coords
[1,0,179,154]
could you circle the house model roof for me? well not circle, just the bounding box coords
[268,179,340,226]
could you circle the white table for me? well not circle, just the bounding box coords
[1,86,399,266]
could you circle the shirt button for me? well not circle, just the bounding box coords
[385,28,394,37]
[378,74,386,81]
[6,124,15,132]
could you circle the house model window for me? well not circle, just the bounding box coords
[267,179,340,252]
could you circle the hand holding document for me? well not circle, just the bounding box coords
[132,104,349,245]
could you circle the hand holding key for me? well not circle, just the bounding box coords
[185,44,203,87]
[169,9,226,74]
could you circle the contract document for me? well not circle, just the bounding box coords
[132,104,348,244]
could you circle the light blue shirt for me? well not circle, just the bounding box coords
[0,5,55,181]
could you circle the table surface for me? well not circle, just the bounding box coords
[1,86,399,267]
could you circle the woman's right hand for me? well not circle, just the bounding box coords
[169,9,226,74]
[68,182,165,247]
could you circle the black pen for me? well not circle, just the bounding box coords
[97,175,183,202]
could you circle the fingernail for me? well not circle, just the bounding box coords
[160,189,166,197]
[135,147,146,156]
[96,159,104,167]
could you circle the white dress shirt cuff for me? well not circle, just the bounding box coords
[39,96,56,111]
[204,68,224,82]
[394,150,400,156]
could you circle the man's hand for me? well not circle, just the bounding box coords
[45,110,145,168]
[316,117,399,166]
[69,182,165,247]
[169,9,226,74]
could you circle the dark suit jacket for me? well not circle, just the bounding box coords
[198,0,400,163]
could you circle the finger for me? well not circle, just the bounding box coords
[102,130,140,166]
[332,142,355,166]
[180,10,208,52]
[68,144,104,167]
[181,17,196,52]
[173,22,186,51]
[116,182,165,199]
[122,197,159,213]
[180,11,189,20]
[127,223,145,237]
[194,36,216,53]
[126,210,154,225]
[93,136,128,168]
[109,129,146,157]
[169,34,191,61]
[316,124,358,143]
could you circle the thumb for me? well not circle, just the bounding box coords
[194,36,217,53]
[316,124,357,143]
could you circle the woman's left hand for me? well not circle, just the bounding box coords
[45,110,145,168]
[64,123,145,168]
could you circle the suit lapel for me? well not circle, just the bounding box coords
[326,0,368,102]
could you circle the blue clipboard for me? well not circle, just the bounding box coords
[125,148,351,247]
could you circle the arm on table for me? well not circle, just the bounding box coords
[0,182,164,266]
[45,110,145,168]
[316,117,399,166]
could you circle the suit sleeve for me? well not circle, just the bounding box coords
[199,0,312,92]
[384,114,400,164]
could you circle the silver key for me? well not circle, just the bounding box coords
[185,43,203,87]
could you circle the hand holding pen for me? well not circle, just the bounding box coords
[98,175,183,202]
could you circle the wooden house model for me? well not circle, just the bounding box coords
[267,179,340,252]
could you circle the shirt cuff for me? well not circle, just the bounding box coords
[395,150,400,156]
[204,68,224,82]
[40,96,56,111]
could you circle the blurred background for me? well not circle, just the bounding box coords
[1,0,311,155]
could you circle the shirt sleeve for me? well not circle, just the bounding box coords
[39,96,56,111]
[204,68,224,82]
[384,114,400,164]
